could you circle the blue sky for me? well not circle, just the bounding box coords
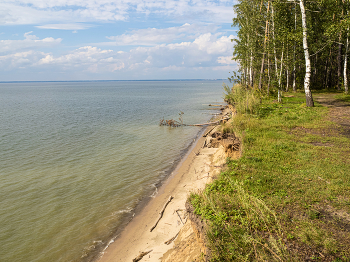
[0,0,237,81]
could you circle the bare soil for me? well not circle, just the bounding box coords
[314,94,350,138]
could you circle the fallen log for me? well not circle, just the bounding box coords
[205,107,226,111]
[209,104,225,107]
[176,209,185,225]
[188,121,220,127]
[203,126,217,137]
[150,196,174,232]
[132,250,153,262]
[164,232,180,245]
[159,118,183,127]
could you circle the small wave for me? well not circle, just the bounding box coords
[150,187,158,198]
[80,240,103,258]
[111,207,132,216]
[101,235,119,253]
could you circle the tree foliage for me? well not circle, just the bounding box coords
[232,0,350,102]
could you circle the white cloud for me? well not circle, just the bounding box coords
[217,56,235,65]
[0,32,62,53]
[36,23,92,30]
[36,46,125,72]
[0,50,48,68]
[106,23,219,46]
[119,33,234,70]
[0,33,235,78]
[0,0,235,26]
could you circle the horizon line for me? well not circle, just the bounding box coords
[0,79,228,83]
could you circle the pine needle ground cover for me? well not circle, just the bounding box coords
[190,92,350,261]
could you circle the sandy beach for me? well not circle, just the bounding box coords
[96,108,234,262]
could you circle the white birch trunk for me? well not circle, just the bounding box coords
[243,66,247,86]
[268,55,271,94]
[300,0,314,107]
[279,44,284,89]
[278,89,282,103]
[286,47,289,92]
[344,27,349,94]
[250,52,253,87]
[292,0,297,92]
[258,3,270,91]
[286,69,289,91]
[271,5,278,78]
[292,62,296,91]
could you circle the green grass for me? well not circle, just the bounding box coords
[189,93,350,261]
[335,93,350,103]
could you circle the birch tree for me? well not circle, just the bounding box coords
[299,0,314,106]
[232,0,350,99]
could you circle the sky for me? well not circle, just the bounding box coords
[0,0,237,81]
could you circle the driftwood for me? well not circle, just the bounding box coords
[206,107,224,110]
[160,120,220,127]
[204,102,225,105]
[188,121,220,127]
[164,232,180,245]
[150,196,174,232]
[175,209,185,225]
[197,175,210,180]
[132,250,153,262]
[159,118,183,127]
[159,112,184,127]
[160,104,229,128]
[203,126,217,137]
[202,140,207,148]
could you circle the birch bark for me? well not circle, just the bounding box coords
[338,8,344,90]
[272,4,278,77]
[250,52,253,87]
[338,34,343,90]
[299,0,314,107]
[279,43,284,90]
[292,0,297,92]
[344,28,349,94]
[286,46,289,92]
[258,1,270,90]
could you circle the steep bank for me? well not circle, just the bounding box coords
[96,107,239,262]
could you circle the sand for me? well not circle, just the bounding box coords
[96,124,227,262]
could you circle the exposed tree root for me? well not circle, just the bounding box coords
[164,232,180,245]
[132,250,153,262]
[150,196,174,232]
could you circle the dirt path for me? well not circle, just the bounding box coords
[314,94,350,138]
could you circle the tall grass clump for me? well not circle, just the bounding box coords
[190,174,289,261]
[224,84,261,114]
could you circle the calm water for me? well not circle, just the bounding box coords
[0,80,225,262]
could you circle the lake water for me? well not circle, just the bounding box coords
[0,80,226,262]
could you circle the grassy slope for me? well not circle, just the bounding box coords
[190,92,350,261]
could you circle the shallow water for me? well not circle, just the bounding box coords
[0,80,226,262]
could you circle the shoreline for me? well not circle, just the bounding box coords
[95,111,228,262]
[82,126,208,262]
